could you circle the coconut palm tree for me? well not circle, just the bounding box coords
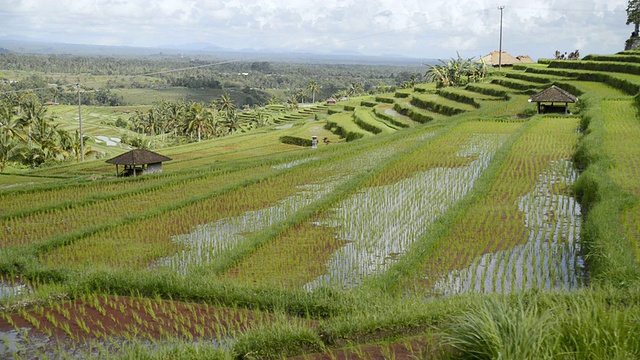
[0,99,28,171]
[296,89,307,104]
[347,82,363,97]
[217,93,236,121]
[185,102,210,142]
[17,94,46,131]
[69,130,96,162]
[307,80,319,103]
[50,86,60,104]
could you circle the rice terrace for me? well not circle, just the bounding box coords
[2,45,640,359]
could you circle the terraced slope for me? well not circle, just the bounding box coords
[3,51,640,359]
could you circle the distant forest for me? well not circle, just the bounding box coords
[0,53,426,107]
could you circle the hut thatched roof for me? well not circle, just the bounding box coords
[106,149,172,166]
[516,55,534,63]
[529,85,578,103]
[480,51,534,66]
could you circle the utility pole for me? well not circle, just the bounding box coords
[77,84,84,161]
[498,5,505,70]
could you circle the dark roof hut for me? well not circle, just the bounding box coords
[106,149,172,177]
[528,85,578,115]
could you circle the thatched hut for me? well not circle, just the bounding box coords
[480,51,535,67]
[106,149,172,177]
[528,85,578,114]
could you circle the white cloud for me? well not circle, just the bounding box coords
[0,0,631,59]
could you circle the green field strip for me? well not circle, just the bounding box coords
[393,99,441,123]
[325,111,374,140]
[410,93,476,115]
[522,66,640,94]
[549,59,640,76]
[601,99,640,262]
[413,83,437,93]
[372,104,417,128]
[0,165,285,249]
[439,88,500,102]
[490,77,543,93]
[474,94,533,118]
[565,81,631,98]
[0,170,193,218]
[352,107,397,134]
[602,99,640,195]
[464,83,511,99]
[583,54,640,63]
[503,71,559,84]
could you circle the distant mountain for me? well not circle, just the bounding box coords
[0,47,10,54]
[0,38,437,65]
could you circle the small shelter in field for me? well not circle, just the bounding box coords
[528,85,578,114]
[106,149,172,177]
[480,51,535,67]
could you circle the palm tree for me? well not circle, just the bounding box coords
[296,89,307,104]
[0,99,27,143]
[0,99,27,171]
[185,102,209,142]
[377,81,389,94]
[69,130,95,161]
[425,53,484,88]
[333,90,348,99]
[287,95,299,110]
[17,94,46,131]
[206,107,222,137]
[217,93,236,121]
[307,80,319,103]
[347,82,363,97]
[50,86,60,104]
[254,110,270,128]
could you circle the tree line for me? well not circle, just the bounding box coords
[0,53,425,107]
[126,93,274,146]
[0,94,90,171]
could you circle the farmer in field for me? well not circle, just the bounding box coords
[312,136,318,149]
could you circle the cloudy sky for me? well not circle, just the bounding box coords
[0,0,632,60]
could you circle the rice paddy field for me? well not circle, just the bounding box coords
[3,51,640,359]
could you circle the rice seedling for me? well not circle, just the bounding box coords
[405,116,583,296]
[153,131,431,275]
[432,160,583,295]
[0,165,281,248]
[304,121,519,289]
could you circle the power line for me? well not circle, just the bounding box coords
[139,58,244,77]
[1,86,52,95]
[508,6,626,13]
